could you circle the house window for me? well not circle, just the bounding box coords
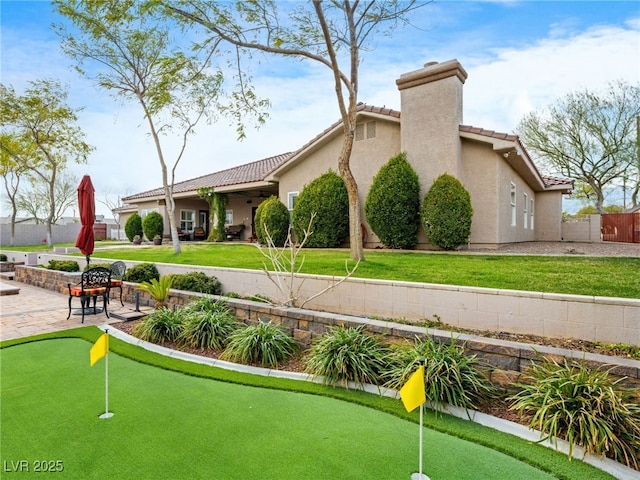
[140,208,158,218]
[530,199,535,230]
[355,124,365,141]
[366,121,376,139]
[180,209,195,231]
[287,192,298,211]
[523,193,528,229]
[510,183,517,226]
[225,210,233,225]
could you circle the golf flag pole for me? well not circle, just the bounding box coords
[90,330,113,419]
[399,365,429,480]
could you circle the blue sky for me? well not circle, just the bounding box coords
[1,1,639,216]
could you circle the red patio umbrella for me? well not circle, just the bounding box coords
[75,175,95,267]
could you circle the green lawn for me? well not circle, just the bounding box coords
[81,243,640,299]
[0,329,614,480]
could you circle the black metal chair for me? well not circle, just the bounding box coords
[67,267,111,323]
[109,261,127,306]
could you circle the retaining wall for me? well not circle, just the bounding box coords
[12,265,640,390]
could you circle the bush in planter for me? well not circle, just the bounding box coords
[124,213,143,242]
[133,307,184,343]
[179,300,241,350]
[0,254,7,262]
[222,321,300,368]
[170,271,222,295]
[123,262,159,283]
[46,260,80,272]
[142,211,164,241]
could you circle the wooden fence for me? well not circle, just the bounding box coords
[601,212,640,243]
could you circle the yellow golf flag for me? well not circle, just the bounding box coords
[90,333,109,367]
[399,365,426,412]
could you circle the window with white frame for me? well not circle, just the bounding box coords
[180,209,195,231]
[530,199,535,230]
[287,192,298,211]
[140,208,159,218]
[225,210,233,225]
[510,183,517,226]
[523,193,528,229]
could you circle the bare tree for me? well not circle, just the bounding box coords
[0,134,29,245]
[517,80,640,213]
[169,0,427,261]
[16,171,78,224]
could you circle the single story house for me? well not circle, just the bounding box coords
[121,59,573,248]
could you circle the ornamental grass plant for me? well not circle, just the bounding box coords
[509,357,640,469]
[133,307,184,344]
[304,325,391,388]
[179,301,241,350]
[222,321,300,368]
[384,336,494,412]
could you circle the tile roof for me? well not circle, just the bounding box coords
[459,125,517,141]
[122,152,293,201]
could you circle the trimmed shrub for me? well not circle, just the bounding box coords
[83,262,111,271]
[222,321,300,368]
[292,170,349,248]
[421,174,473,250]
[124,213,143,242]
[171,271,222,295]
[254,196,290,247]
[133,308,184,343]
[384,336,494,411]
[365,152,421,249]
[46,260,79,272]
[142,211,164,241]
[0,254,7,261]
[509,357,640,468]
[123,262,159,283]
[304,325,391,388]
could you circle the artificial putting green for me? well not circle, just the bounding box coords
[0,339,563,480]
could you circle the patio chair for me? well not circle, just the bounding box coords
[109,261,127,306]
[67,267,111,324]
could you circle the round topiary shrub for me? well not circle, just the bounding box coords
[124,213,143,242]
[365,152,420,249]
[421,174,473,250]
[123,262,160,283]
[292,170,349,248]
[254,196,290,247]
[142,211,164,241]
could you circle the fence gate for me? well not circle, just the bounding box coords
[601,213,640,243]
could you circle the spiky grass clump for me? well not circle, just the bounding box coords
[222,321,300,368]
[133,308,184,344]
[509,357,640,468]
[179,300,241,350]
[384,336,494,411]
[304,325,391,388]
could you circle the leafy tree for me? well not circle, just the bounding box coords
[0,80,93,246]
[142,211,164,240]
[198,187,227,241]
[421,174,473,250]
[124,213,143,242]
[168,0,426,261]
[254,196,290,247]
[55,0,269,254]
[0,134,29,245]
[292,170,349,248]
[365,152,420,249]
[517,81,640,213]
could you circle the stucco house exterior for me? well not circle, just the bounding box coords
[121,59,573,249]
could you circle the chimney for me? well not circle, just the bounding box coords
[396,60,468,193]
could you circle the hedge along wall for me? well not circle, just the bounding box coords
[12,265,640,391]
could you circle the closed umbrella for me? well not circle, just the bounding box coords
[75,175,95,268]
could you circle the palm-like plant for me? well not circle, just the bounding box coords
[383,336,494,412]
[136,275,173,308]
[509,357,640,468]
[304,325,391,388]
[222,321,300,368]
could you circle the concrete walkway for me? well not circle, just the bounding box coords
[0,278,149,342]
